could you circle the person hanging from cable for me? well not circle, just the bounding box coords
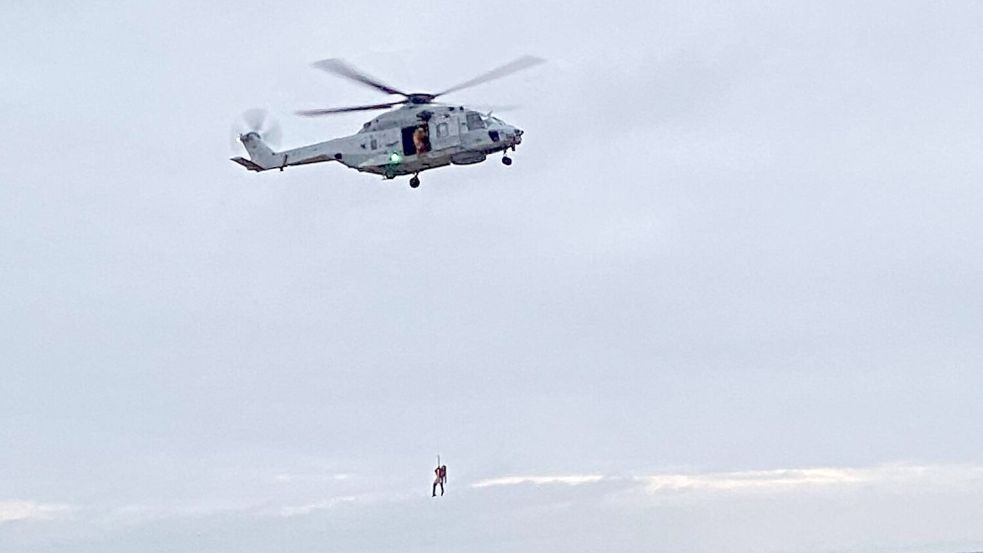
[432,463,447,497]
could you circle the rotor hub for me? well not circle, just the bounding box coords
[406,93,436,104]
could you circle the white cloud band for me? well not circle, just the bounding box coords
[472,475,606,488]
[0,500,70,522]
[471,464,983,495]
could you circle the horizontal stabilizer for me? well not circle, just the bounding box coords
[230,156,265,172]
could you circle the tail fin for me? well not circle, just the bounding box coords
[231,132,281,172]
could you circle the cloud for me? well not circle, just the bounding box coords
[470,464,983,497]
[277,496,357,517]
[273,472,352,483]
[108,502,251,523]
[472,474,606,488]
[0,500,70,523]
[639,464,983,495]
[7,465,983,553]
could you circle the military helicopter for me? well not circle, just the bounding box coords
[230,55,542,188]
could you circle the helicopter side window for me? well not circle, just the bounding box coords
[466,112,485,131]
[436,122,449,138]
[370,137,378,150]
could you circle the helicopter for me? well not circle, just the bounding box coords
[230,55,543,188]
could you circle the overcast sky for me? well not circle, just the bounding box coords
[2,1,983,552]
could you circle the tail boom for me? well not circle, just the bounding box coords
[230,132,346,172]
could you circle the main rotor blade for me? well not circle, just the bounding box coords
[312,58,408,97]
[435,55,544,97]
[296,101,404,117]
[472,104,522,114]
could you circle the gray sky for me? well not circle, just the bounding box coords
[2,1,983,552]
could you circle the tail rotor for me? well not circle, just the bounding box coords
[230,108,282,154]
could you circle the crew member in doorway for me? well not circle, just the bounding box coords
[413,125,431,155]
[432,464,447,497]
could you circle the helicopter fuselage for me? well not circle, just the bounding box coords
[232,104,523,181]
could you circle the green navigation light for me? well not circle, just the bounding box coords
[389,152,401,163]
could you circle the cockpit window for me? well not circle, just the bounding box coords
[466,112,486,131]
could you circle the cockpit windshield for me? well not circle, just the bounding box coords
[465,112,486,131]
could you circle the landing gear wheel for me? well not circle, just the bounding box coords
[502,156,513,166]
[409,175,421,188]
